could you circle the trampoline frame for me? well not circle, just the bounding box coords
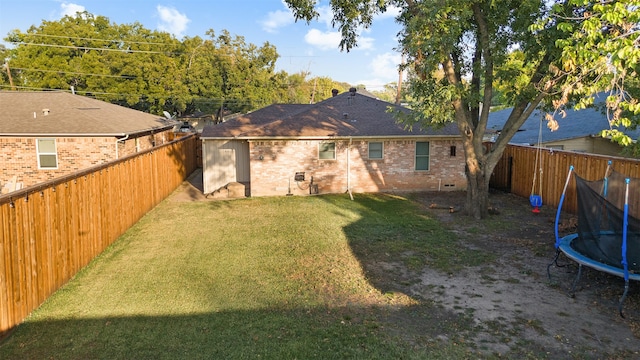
[548,163,638,317]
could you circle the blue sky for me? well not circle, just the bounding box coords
[0,0,404,90]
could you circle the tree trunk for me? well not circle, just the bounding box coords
[465,165,490,220]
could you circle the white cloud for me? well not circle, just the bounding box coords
[304,29,342,50]
[156,5,190,37]
[374,5,402,20]
[356,52,403,90]
[357,78,388,92]
[370,52,402,78]
[316,5,337,28]
[60,2,85,17]
[261,9,294,33]
[304,5,376,51]
[358,37,375,50]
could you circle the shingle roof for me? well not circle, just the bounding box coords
[487,97,640,145]
[0,91,176,136]
[201,90,459,139]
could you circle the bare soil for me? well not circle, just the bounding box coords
[401,190,640,358]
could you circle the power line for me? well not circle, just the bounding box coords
[22,33,178,47]
[12,67,136,79]
[13,42,176,55]
[8,40,323,58]
[0,84,263,106]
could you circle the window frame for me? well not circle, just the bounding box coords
[368,141,384,160]
[415,141,430,171]
[36,138,58,169]
[318,142,336,160]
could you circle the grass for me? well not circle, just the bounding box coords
[0,193,490,359]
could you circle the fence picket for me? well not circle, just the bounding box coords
[490,144,640,213]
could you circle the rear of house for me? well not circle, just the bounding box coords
[201,89,466,197]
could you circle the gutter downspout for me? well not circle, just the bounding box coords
[115,134,129,159]
[347,137,353,200]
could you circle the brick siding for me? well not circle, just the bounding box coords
[1,130,173,189]
[248,138,466,197]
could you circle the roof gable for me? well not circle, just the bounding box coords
[201,91,459,139]
[0,91,176,136]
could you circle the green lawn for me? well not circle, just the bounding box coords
[0,193,490,359]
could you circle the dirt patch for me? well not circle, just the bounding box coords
[389,190,640,358]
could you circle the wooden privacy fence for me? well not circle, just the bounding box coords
[490,144,640,214]
[0,134,199,336]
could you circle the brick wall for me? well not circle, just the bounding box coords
[248,138,466,197]
[1,130,173,189]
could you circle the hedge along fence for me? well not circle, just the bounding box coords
[490,144,640,214]
[0,134,199,336]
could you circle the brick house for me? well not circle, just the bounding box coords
[200,88,465,197]
[0,91,177,191]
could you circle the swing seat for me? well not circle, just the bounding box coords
[530,194,542,213]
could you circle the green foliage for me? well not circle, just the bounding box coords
[550,0,640,153]
[284,0,640,216]
[1,11,348,116]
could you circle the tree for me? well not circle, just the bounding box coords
[284,0,576,219]
[2,12,324,117]
[4,12,188,114]
[547,0,640,156]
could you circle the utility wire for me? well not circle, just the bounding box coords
[8,40,323,58]
[13,42,176,55]
[12,67,137,79]
[0,84,262,105]
[21,33,179,47]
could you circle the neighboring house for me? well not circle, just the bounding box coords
[487,98,640,157]
[0,91,177,191]
[200,88,465,197]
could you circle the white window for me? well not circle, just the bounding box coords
[37,138,58,169]
[319,142,336,160]
[415,141,430,171]
[368,141,383,159]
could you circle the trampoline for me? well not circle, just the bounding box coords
[548,163,640,317]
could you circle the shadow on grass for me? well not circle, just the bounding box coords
[0,304,472,359]
[0,193,482,359]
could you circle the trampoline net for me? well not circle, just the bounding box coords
[572,170,640,272]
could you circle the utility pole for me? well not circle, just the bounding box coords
[395,53,404,105]
[309,77,317,104]
[4,60,15,90]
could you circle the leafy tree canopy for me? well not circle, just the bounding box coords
[285,0,638,218]
[2,11,346,115]
[544,0,640,156]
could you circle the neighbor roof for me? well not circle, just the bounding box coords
[201,90,459,139]
[0,91,176,136]
[487,96,640,145]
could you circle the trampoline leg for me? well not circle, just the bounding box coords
[547,250,561,281]
[619,281,629,318]
[569,264,582,298]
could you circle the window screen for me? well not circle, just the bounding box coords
[37,139,58,169]
[415,141,430,171]
[319,142,336,160]
[368,142,383,159]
